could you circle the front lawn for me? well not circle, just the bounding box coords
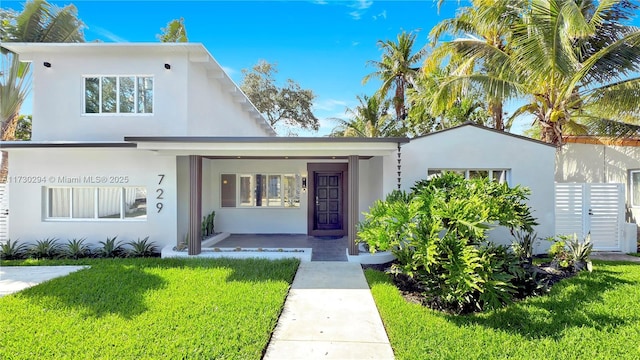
[0,257,299,359]
[366,261,640,359]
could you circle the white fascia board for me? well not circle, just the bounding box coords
[135,141,398,156]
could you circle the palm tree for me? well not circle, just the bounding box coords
[427,0,522,131]
[430,0,640,145]
[0,0,84,181]
[363,31,427,125]
[330,95,399,138]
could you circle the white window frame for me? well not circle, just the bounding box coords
[427,169,511,185]
[45,186,147,221]
[227,173,301,208]
[82,75,154,115]
[629,170,640,207]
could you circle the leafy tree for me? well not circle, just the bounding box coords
[15,114,31,140]
[329,94,401,137]
[240,60,319,135]
[157,17,188,42]
[363,30,427,124]
[0,0,84,181]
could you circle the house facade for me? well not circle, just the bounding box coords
[2,43,556,258]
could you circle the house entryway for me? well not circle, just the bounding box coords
[214,234,348,261]
[307,163,349,238]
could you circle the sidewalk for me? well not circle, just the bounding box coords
[0,266,88,297]
[263,261,394,360]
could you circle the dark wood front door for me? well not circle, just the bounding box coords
[314,172,343,230]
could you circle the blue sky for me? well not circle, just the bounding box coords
[4,0,465,135]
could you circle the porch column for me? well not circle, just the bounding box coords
[188,155,202,255]
[348,155,359,255]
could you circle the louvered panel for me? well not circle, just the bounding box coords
[587,184,624,251]
[555,184,585,240]
[0,184,8,243]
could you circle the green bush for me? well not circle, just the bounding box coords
[28,238,61,259]
[549,233,593,272]
[126,236,158,257]
[60,238,92,259]
[0,239,28,260]
[358,172,539,313]
[95,236,125,258]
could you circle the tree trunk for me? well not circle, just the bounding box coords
[0,111,20,183]
[489,101,504,131]
[539,119,563,146]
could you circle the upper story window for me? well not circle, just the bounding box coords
[84,76,153,114]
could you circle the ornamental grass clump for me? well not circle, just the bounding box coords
[0,239,28,260]
[358,172,540,313]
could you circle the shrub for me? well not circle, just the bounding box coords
[95,236,125,258]
[60,238,92,259]
[28,238,61,259]
[126,236,158,257]
[358,172,539,313]
[512,231,537,263]
[0,239,28,260]
[550,233,594,272]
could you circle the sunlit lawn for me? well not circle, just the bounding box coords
[0,257,299,359]
[366,261,640,360]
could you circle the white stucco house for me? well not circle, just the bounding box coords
[1,43,556,258]
[556,136,640,253]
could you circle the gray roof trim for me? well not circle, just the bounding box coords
[411,122,556,148]
[1,141,137,149]
[124,136,410,144]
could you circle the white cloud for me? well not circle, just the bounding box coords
[347,0,373,20]
[351,41,360,46]
[90,26,128,42]
[373,10,387,20]
[313,99,348,112]
[312,0,328,4]
[353,0,373,10]
[349,10,363,20]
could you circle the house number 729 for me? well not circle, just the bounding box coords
[156,174,165,213]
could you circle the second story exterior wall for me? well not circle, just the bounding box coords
[5,43,274,142]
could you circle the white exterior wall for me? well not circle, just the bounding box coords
[401,126,556,250]
[31,52,189,141]
[8,149,177,248]
[557,143,640,224]
[186,64,267,136]
[22,45,271,142]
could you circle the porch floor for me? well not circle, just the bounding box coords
[214,234,348,261]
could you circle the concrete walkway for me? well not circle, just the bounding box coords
[263,261,394,360]
[0,266,88,297]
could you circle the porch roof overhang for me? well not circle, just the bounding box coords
[124,136,409,157]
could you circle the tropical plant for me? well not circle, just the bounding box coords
[566,233,594,272]
[512,231,538,263]
[126,236,158,258]
[549,237,572,269]
[28,237,60,259]
[240,60,318,135]
[96,236,125,258]
[363,30,427,124]
[358,172,539,312]
[0,239,27,260]
[330,94,401,137]
[60,238,91,259]
[428,0,640,145]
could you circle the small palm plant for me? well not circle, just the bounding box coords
[126,236,158,258]
[28,238,61,259]
[567,233,594,272]
[60,238,91,259]
[0,239,28,260]
[96,236,125,258]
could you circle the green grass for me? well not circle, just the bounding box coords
[0,257,299,359]
[365,261,640,360]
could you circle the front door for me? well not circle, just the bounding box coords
[307,163,348,237]
[314,172,342,230]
